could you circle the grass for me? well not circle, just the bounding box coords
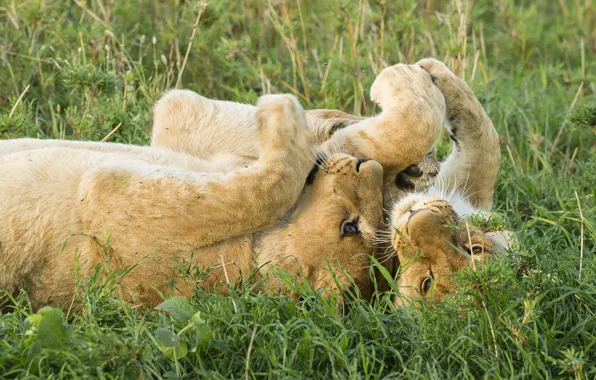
[0,0,595,378]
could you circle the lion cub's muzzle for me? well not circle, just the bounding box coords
[391,199,456,248]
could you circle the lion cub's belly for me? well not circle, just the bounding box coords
[0,147,256,308]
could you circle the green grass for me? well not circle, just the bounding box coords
[1,0,595,378]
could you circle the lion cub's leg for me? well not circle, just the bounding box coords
[152,90,364,166]
[417,58,500,210]
[324,63,446,184]
[152,90,259,167]
[83,94,315,249]
[152,64,445,186]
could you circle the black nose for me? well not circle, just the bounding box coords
[404,164,423,177]
[395,172,415,190]
[355,158,370,172]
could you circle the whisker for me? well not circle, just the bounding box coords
[378,250,397,266]
[299,144,319,167]
[377,250,395,262]
[375,232,393,238]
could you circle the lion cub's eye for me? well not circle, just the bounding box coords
[466,245,484,255]
[421,273,434,295]
[341,218,360,236]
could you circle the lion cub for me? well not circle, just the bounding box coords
[150,59,510,306]
[0,95,383,309]
[387,59,508,305]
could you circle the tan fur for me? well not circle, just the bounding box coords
[387,59,506,306]
[0,95,384,309]
[150,58,507,305]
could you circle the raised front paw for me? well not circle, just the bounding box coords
[370,63,446,120]
[255,94,314,160]
[416,58,493,143]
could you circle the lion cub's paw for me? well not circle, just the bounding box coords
[370,63,445,117]
[416,58,458,82]
[255,94,314,159]
[416,58,489,139]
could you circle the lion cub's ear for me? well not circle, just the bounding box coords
[484,230,513,253]
[306,109,364,141]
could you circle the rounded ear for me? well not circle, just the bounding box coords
[485,230,512,253]
[306,109,363,122]
[306,109,364,141]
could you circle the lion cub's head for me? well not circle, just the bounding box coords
[387,191,510,306]
[260,152,384,300]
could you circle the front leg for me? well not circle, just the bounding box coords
[324,63,446,184]
[82,94,315,248]
[417,58,500,210]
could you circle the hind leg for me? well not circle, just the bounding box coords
[153,67,446,189]
[151,90,259,168]
[151,90,363,166]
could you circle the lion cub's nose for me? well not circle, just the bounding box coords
[355,158,370,172]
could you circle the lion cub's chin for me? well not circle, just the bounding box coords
[388,189,511,308]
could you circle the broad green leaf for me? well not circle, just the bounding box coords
[156,327,188,360]
[195,325,213,351]
[155,296,194,322]
[24,313,43,334]
[161,341,188,361]
[156,327,180,347]
[36,307,69,349]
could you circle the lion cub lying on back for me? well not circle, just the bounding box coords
[151,59,509,305]
[0,95,385,309]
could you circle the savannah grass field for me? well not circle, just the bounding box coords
[1,0,595,378]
